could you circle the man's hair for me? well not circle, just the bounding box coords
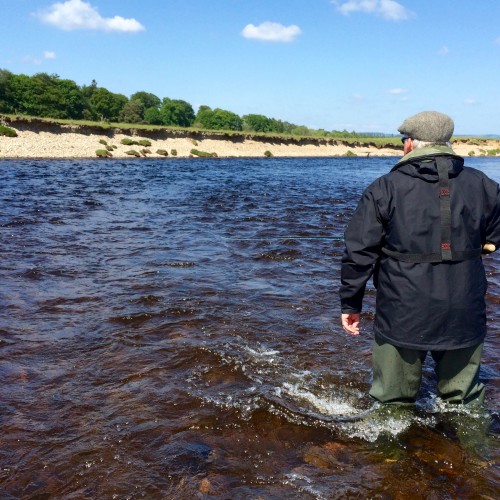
[413,139,452,149]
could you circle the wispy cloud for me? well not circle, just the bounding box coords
[35,0,145,33]
[389,88,409,101]
[438,46,449,56]
[389,88,408,95]
[242,22,302,43]
[464,98,478,106]
[22,51,57,65]
[495,36,500,44]
[333,0,413,21]
[350,93,366,102]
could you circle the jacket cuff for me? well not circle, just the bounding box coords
[341,304,362,314]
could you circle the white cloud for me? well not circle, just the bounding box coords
[464,99,478,106]
[22,55,43,65]
[333,0,413,21]
[438,46,449,56]
[242,22,302,43]
[389,88,409,101]
[495,36,500,44]
[22,51,57,65]
[389,88,408,94]
[35,0,145,33]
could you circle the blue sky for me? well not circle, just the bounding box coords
[2,0,500,134]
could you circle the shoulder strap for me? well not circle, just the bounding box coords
[383,157,481,263]
[382,156,480,263]
[436,157,452,261]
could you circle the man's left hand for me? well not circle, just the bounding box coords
[341,313,360,336]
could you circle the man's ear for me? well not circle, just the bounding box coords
[404,137,414,154]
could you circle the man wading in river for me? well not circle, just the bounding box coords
[339,111,500,406]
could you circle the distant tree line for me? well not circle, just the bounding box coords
[0,68,380,138]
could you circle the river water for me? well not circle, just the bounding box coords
[0,157,498,499]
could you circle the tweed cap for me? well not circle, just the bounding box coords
[398,111,454,142]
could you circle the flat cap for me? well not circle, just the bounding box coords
[398,111,454,142]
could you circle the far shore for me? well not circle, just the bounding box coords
[1,117,499,159]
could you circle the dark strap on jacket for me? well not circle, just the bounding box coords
[381,246,482,263]
[437,157,452,260]
[381,157,480,264]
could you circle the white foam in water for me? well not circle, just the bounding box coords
[342,416,413,442]
[193,341,441,442]
[280,382,359,416]
[286,370,313,382]
[244,345,280,359]
[339,406,438,442]
[275,379,437,442]
[283,473,327,500]
[418,394,485,416]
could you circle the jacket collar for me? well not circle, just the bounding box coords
[393,145,462,168]
[391,145,464,179]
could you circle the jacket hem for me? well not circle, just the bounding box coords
[374,331,486,351]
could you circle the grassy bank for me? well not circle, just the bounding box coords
[2,113,495,146]
[1,113,499,160]
[0,113,405,148]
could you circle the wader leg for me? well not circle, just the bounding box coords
[369,339,426,404]
[431,343,485,405]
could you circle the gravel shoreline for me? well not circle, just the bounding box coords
[1,123,498,159]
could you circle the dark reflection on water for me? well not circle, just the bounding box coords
[0,157,498,498]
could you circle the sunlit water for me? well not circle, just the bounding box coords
[1,157,498,498]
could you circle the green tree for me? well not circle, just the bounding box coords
[7,72,84,119]
[243,114,273,133]
[291,125,311,136]
[9,73,40,115]
[196,106,242,131]
[194,105,213,128]
[31,73,62,117]
[159,98,195,127]
[143,106,163,125]
[52,77,85,119]
[316,129,331,137]
[119,98,144,123]
[130,91,160,110]
[0,69,14,113]
[89,87,128,121]
[0,69,333,137]
[81,79,98,120]
[210,108,243,131]
[277,120,296,134]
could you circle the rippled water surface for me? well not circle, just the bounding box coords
[1,157,499,499]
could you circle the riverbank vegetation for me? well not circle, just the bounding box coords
[0,69,495,149]
[0,68,402,143]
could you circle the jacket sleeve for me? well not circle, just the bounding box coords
[339,182,386,313]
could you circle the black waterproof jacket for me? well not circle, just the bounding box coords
[340,146,500,350]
